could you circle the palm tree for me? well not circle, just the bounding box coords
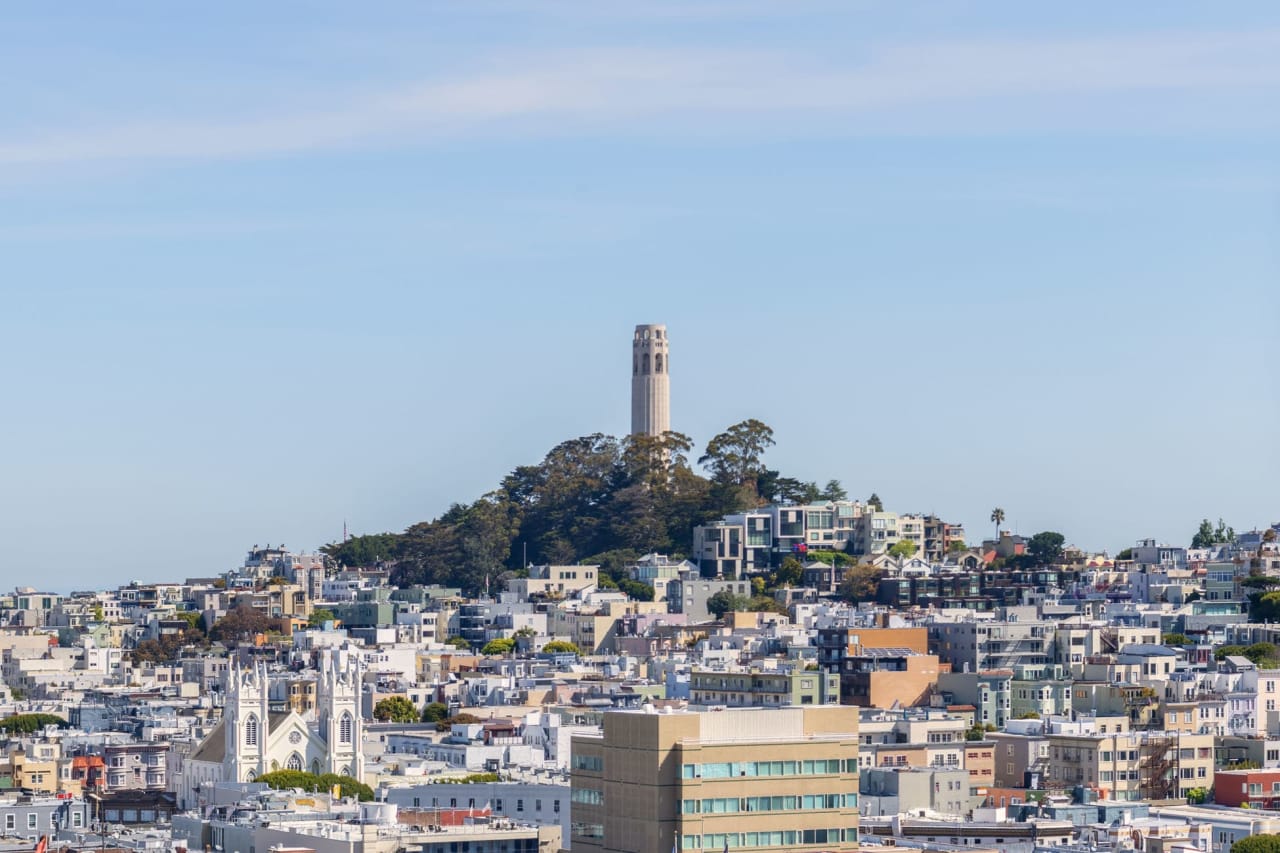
[990,507,1006,544]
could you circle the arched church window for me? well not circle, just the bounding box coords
[339,712,353,744]
[312,759,321,775]
[244,714,259,747]
[271,760,279,772]
[287,753,304,772]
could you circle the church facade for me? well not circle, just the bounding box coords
[178,654,363,808]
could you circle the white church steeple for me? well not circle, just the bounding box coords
[223,659,269,781]
[315,650,363,780]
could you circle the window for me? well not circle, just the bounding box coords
[339,712,354,744]
[28,814,37,830]
[287,752,304,772]
[244,714,259,747]
[517,799,524,812]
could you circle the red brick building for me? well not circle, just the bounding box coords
[1214,769,1280,809]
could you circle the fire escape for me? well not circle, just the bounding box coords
[1027,748,1053,789]
[985,628,1047,670]
[1138,733,1177,802]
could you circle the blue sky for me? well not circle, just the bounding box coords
[1,2,1277,590]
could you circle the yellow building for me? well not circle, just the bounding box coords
[570,705,859,853]
[283,676,318,715]
[9,746,58,794]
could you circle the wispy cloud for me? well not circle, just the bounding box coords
[0,218,298,241]
[3,29,1279,170]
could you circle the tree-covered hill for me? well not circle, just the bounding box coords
[323,420,847,596]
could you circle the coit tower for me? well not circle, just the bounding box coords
[631,323,670,437]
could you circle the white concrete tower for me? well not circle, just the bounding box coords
[631,323,670,437]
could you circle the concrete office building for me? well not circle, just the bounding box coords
[569,705,860,853]
[631,324,670,437]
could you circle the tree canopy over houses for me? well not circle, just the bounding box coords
[322,420,854,595]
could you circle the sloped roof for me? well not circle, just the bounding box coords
[188,711,294,765]
[189,718,226,764]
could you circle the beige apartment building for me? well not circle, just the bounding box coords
[570,705,860,853]
[1047,727,1214,801]
[857,709,968,772]
[511,564,602,599]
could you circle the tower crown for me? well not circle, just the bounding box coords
[631,324,670,437]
